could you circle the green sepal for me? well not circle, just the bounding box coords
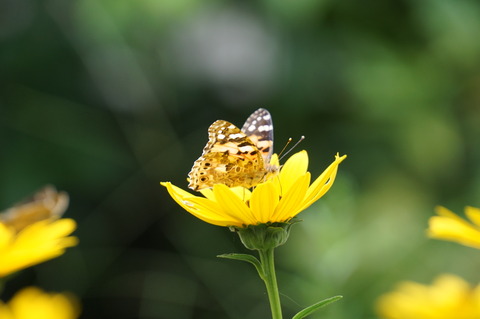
[292,295,343,319]
[217,253,264,279]
[230,218,301,251]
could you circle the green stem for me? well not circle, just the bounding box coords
[259,248,283,319]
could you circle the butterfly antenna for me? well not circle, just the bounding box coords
[279,136,305,161]
[277,138,292,159]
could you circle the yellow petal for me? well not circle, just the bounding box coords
[0,301,14,319]
[184,197,244,226]
[435,206,475,234]
[250,181,279,224]
[16,219,77,244]
[229,187,252,203]
[213,184,256,225]
[273,173,310,221]
[375,274,476,319]
[161,182,241,226]
[162,182,202,214]
[202,186,252,204]
[428,216,480,249]
[435,206,468,223]
[199,188,216,201]
[270,153,279,167]
[162,182,214,215]
[9,287,80,319]
[465,206,480,227]
[299,154,346,212]
[0,219,78,277]
[162,182,197,201]
[0,223,14,249]
[276,151,309,195]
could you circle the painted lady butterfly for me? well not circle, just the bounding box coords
[188,108,278,191]
[0,185,69,232]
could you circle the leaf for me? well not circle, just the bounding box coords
[292,295,343,319]
[217,253,264,279]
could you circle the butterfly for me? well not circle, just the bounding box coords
[0,185,69,232]
[188,108,279,191]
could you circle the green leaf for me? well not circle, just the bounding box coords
[292,295,343,319]
[217,253,264,279]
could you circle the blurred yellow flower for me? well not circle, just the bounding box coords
[0,287,80,319]
[376,274,480,319]
[428,206,480,249]
[0,186,77,278]
[162,151,346,227]
[0,219,78,277]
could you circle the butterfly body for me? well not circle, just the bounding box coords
[188,108,278,191]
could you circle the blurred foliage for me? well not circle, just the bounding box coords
[1,0,480,318]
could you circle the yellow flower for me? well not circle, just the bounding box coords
[428,206,480,249]
[162,151,346,227]
[0,186,78,277]
[376,274,480,319]
[0,287,80,319]
[0,219,78,277]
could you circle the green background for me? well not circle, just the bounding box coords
[1,0,480,318]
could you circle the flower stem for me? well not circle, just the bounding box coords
[259,248,283,319]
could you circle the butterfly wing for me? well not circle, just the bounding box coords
[241,108,274,163]
[0,186,69,232]
[188,120,266,191]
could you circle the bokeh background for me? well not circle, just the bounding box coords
[2,0,480,318]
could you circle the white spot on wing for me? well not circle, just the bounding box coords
[258,125,273,132]
[215,166,227,173]
[239,146,254,152]
[229,133,244,139]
